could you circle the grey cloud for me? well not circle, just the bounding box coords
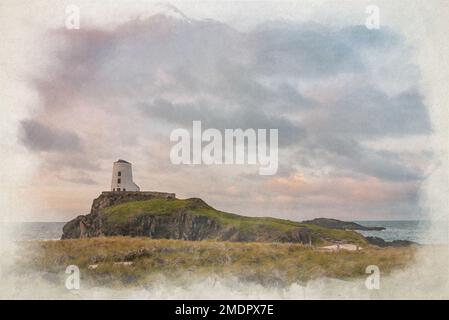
[249,23,362,77]
[140,98,306,146]
[340,25,400,48]
[20,120,83,153]
[32,14,429,180]
[45,154,102,171]
[23,9,432,219]
[299,134,422,182]
[56,174,98,185]
[317,87,431,137]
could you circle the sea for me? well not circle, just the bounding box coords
[355,220,448,245]
[5,220,449,244]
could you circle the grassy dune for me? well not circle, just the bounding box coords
[17,237,416,287]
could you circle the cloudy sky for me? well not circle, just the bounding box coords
[2,0,448,222]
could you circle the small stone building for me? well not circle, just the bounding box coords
[111,159,140,192]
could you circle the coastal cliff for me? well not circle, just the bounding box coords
[61,192,366,245]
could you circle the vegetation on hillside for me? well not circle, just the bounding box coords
[101,198,367,245]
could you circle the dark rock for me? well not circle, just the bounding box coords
[302,218,385,231]
[366,236,417,247]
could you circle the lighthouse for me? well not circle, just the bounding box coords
[111,159,140,192]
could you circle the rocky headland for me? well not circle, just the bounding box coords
[62,192,369,245]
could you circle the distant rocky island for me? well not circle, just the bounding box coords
[61,191,410,247]
[302,218,386,231]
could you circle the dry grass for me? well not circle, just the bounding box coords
[16,237,417,288]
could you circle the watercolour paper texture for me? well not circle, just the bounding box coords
[0,0,448,299]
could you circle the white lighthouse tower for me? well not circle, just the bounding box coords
[111,159,140,192]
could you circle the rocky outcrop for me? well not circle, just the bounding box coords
[62,191,175,239]
[62,211,314,243]
[302,218,385,231]
[63,210,222,240]
[365,236,417,247]
[61,193,314,243]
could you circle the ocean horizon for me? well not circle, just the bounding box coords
[5,220,448,245]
